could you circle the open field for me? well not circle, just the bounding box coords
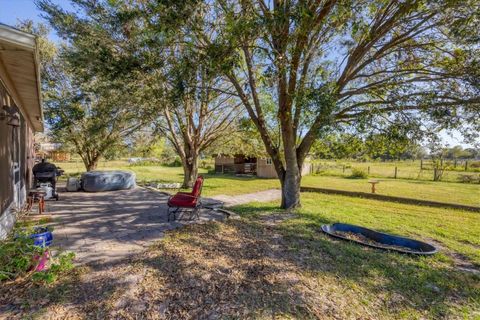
[310,159,480,182]
[302,176,480,207]
[5,192,479,319]
[55,160,480,206]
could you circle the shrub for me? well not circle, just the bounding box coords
[165,157,182,167]
[129,159,162,167]
[348,168,368,179]
[32,252,76,284]
[470,161,480,168]
[0,224,75,283]
[0,236,41,281]
[200,160,213,170]
[457,174,480,184]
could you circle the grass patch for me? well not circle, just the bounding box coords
[55,160,479,206]
[303,175,480,207]
[230,194,480,318]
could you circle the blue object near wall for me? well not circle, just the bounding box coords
[30,226,53,248]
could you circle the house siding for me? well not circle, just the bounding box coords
[0,81,14,216]
[0,78,35,239]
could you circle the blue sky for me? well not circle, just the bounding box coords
[0,0,474,148]
[0,0,74,42]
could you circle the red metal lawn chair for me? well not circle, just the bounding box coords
[167,176,204,221]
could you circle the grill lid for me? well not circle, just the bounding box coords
[33,160,58,174]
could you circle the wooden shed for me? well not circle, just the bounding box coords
[214,154,257,175]
[214,154,311,178]
[50,151,71,162]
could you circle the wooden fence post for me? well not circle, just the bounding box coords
[394,166,397,179]
[368,166,370,175]
[420,159,423,170]
[465,161,468,171]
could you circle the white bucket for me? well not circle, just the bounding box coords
[39,183,54,199]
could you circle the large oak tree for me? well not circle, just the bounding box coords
[192,0,480,208]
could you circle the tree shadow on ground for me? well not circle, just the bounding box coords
[146,204,480,318]
[1,202,479,319]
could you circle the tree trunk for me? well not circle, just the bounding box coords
[85,160,98,171]
[279,158,302,209]
[182,153,198,188]
[280,176,302,209]
[81,151,100,172]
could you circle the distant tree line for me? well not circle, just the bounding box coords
[311,134,479,161]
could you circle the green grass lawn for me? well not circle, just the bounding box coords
[56,160,280,196]
[57,160,479,206]
[7,192,478,318]
[303,175,480,207]
[228,192,480,318]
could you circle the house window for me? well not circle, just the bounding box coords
[266,158,272,165]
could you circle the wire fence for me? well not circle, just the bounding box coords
[309,160,480,183]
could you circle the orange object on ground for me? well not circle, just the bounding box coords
[27,190,46,214]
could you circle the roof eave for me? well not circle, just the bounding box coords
[0,23,43,132]
[0,23,36,50]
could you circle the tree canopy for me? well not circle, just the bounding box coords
[38,0,480,207]
[189,0,480,207]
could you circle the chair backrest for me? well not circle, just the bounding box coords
[191,176,204,197]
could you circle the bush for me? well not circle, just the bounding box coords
[0,236,41,281]
[165,157,182,167]
[0,224,75,283]
[470,161,480,168]
[348,168,368,179]
[457,174,480,184]
[200,160,214,170]
[128,159,162,167]
[32,252,76,284]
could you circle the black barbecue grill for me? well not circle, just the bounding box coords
[32,159,64,200]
